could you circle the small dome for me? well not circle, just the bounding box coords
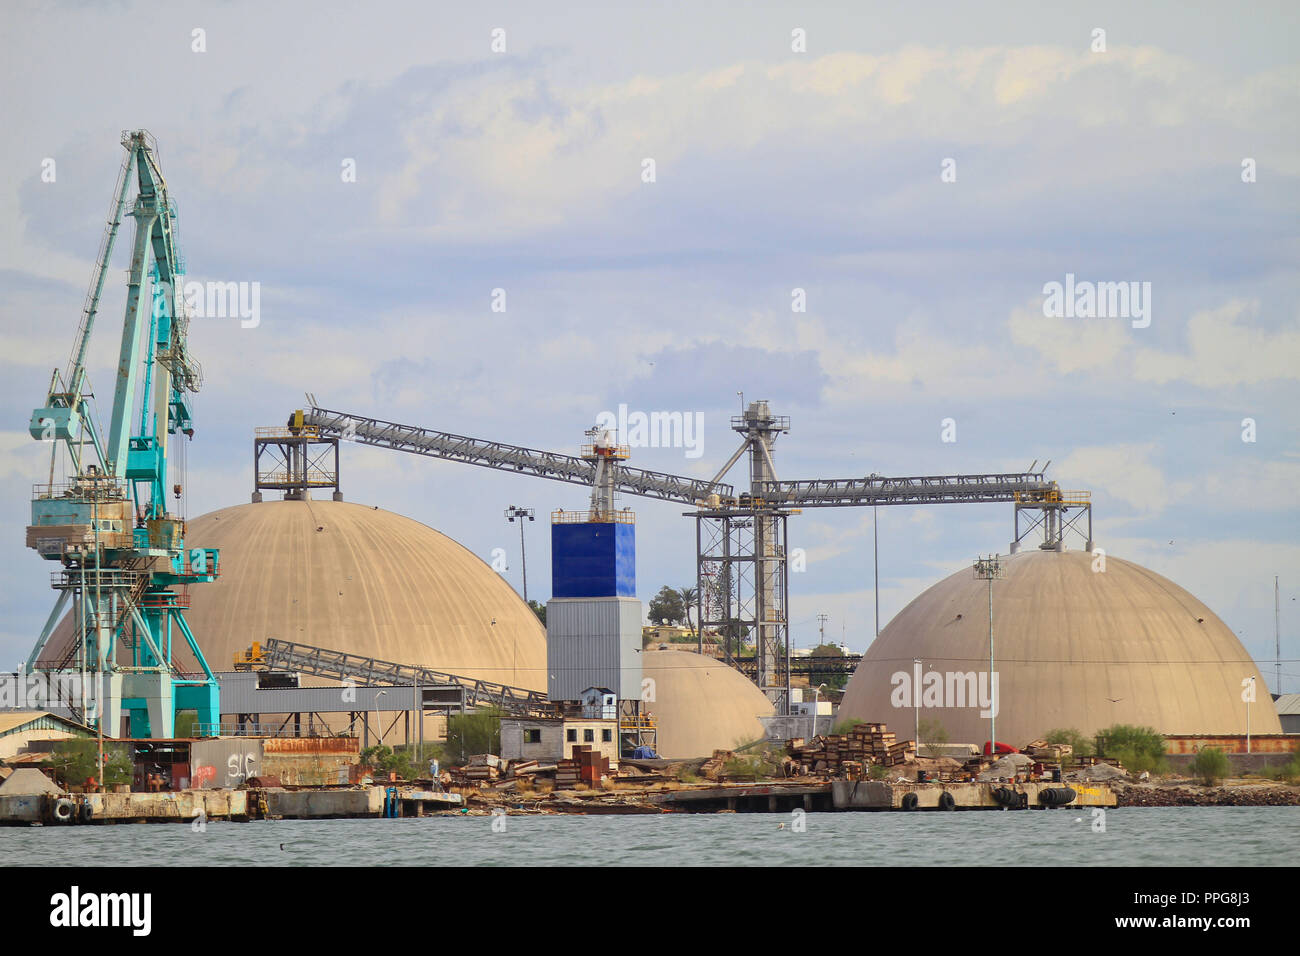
[838,549,1281,747]
[642,649,774,758]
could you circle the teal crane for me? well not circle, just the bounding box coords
[24,130,220,739]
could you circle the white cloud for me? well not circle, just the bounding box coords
[1056,443,1193,515]
[1133,300,1300,388]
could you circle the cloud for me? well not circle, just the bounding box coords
[1056,443,1192,515]
[1133,300,1300,388]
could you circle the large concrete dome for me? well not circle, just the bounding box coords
[174,499,546,690]
[838,549,1281,748]
[642,649,774,759]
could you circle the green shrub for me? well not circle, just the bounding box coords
[831,717,864,735]
[1188,747,1230,786]
[721,755,763,781]
[361,744,416,779]
[918,718,949,758]
[1096,724,1167,773]
[1259,750,1300,783]
[443,707,503,765]
[44,739,132,787]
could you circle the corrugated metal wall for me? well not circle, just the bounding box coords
[217,671,419,715]
[191,738,265,789]
[546,597,643,701]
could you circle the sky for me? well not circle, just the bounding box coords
[1,1,1297,692]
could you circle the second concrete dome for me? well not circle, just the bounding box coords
[641,649,774,759]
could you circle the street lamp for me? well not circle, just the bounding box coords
[1245,676,1255,754]
[504,506,535,604]
[973,555,1005,756]
[914,659,922,752]
[374,689,387,749]
[811,682,827,739]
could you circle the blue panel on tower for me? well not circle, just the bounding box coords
[552,522,636,598]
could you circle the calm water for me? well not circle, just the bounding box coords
[4,807,1297,866]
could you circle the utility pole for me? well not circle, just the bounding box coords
[1276,576,1282,695]
[873,505,880,639]
[973,555,1005,755]
[817,612,828,646]
[504,506,535,604]
[914,658,922,751]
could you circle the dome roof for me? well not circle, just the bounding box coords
[838,549,1281,746]
[641,649,774,759]
[43,499,547,691]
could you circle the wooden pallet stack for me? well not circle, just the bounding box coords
[786,722,916,774]
[700,750,734,780]
[461,753,502,785]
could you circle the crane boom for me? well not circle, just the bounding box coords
[302,406,734,505]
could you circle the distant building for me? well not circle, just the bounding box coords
[643,625,693,643]
[501,686,621,767]
[0,711,93,762]
[1275,694,1300,734]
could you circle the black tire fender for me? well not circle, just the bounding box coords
[53,798,75,824]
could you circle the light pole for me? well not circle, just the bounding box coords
[873,505,879,639]
[1246,677,1255,754]
[811,682,827,739]
[914,658,922,752]
[504,506,535,604]
[374,690,387,750]
[973,555,1005,756]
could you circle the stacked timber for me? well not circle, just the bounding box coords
[461,753,502,784]
[700,750,734,781]
[786,723,916,775]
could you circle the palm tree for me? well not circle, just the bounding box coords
[676,586,699,639]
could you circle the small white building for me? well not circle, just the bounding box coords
[500,714,619,768]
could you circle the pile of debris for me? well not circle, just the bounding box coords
[699,750,734,780]
[787,723,916,776]
[458,753,504,785]
[1023,739,1073,763]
